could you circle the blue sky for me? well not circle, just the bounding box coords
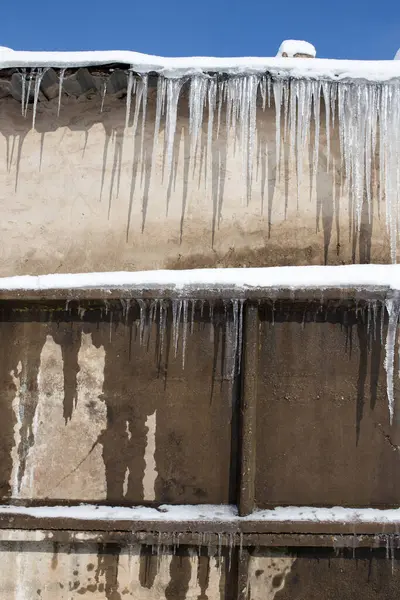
[2,0,400,60]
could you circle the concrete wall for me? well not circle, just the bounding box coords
[0,86,397,599]
[0,302,234,504]
[0,538,399,599]
[0,299,397,509]
[256,301,399,508]
[0,91,390,277]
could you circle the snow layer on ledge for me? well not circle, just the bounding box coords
[1,46,400,81]
[2,504,400,524]
[1,265,400,293]
[277,40,316,58]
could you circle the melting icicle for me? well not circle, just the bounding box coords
[384,298,400,424]
[100,79,107,113]
[125,70,134,131]
[57,68,65,117]
[32,68,46,130]
[164,78,185,183]
[24,70,33,118]
[20,69,26,116]
[172,299,182,357]
[189,75,208,167]
[138,299,146,345]
[182,299,188,368]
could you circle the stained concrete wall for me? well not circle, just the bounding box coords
[0,539,399,599]
[0,91,390,277]
[0,299,397,509]
[255,301,400,508]
[0,302,234,504]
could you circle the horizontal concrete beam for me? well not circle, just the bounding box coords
[0,286,393,302]
[0,529,396,549]
[1,514,400,536]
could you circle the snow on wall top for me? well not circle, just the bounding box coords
[0,265,400,293]
[277,40,316,58]
[1,46,400,82]
[2,503,400,525]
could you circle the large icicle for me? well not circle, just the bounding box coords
[384,298,400,424]
[164,78,185,184]
[189,75,208,167]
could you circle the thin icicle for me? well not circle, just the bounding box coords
[273,80,283,170]
[139,73,148,165]
[138,299,146,345]
[172,299,183,357]
[57,68,65,117]
[100,79,107,113]
[182,299,188,368]
[20,69,26,116]
[24,70,33,118]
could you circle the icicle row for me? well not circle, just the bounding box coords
[121,298,244,379]
[120,72,400,260]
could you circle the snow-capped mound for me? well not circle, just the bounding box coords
[395,48,400,60]
[277,39,316,58]
[0,46,13,52]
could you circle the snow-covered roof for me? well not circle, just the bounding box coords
[277,40,316,58]
[1,47,400,82]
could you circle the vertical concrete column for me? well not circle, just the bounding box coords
[238,303,260,517]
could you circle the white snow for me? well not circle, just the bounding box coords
[277,40,316,58]
[0,265,400,293]
[0,46,400,82]
[395,49,400,60]
[1,503,400,525]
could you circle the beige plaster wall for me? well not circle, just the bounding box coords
[0,91,390,277]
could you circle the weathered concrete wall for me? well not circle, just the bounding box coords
[0,303,234,504]
[0,299,397,509]
[0,92,390,276]
[256,301,400,508]
[0,539,399,599]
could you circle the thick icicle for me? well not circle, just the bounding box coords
[125,70,134,131]
[32,68,46,130]
[189,75,208,167]
[384,298,400,424]
[164,78,185,183]
[152,76,166,165]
